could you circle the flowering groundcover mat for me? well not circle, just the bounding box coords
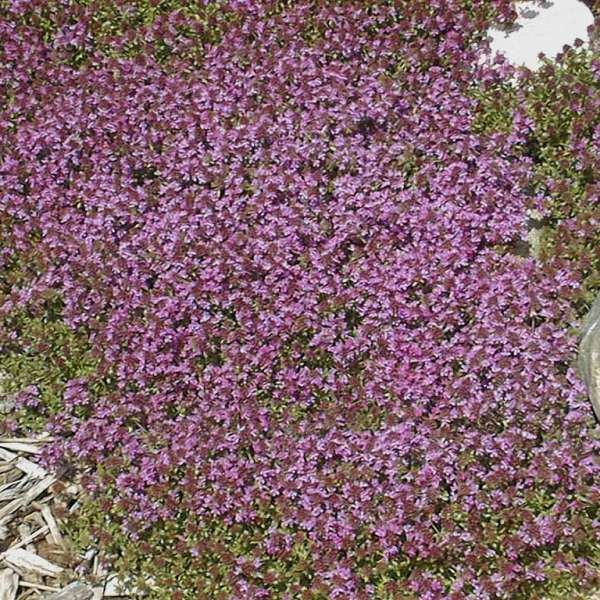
[0,0,599,598]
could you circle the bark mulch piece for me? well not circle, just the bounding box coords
[0,435,140,599]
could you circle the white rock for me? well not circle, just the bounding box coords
[484,0,594,71]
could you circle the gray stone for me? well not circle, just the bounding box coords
[577,293,600,421]
[45,582,94,600]
[525,209,548,260]
[510,209,550,259]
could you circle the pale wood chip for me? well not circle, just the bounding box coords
[26,512,46,529]
[0,449,47,479]
[91,588,105,600]
[0,474,56,522]
[103,575,123,596]
[18,580,61,592]
[17,522,31,540]
[2,548,63,577]
[0,526,49,558]
[0,568,19,600]
[0,489,24,503]
[92,554,109,580]
[102,574,149,597]
[82,548,96,562]
[0,443,41,454]
[41,505,64,548]
[0,475,29,494]
[14,589,38,600]
[14,459,46,479]
[92,555,100,578]
[22,527,37,552]
[45,582,94,600]
[0,437,54,444]
[2,561,23,578]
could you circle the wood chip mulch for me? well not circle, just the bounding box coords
[0,435,138,600]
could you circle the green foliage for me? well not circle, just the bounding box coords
[472,46,600,318]
[520,50,600,315]
[469,45,600,599]
[2,0,241,67]
[0,303,97,434]
[67,492,321,599]
[0,239,98,433]
[470,80,518,135]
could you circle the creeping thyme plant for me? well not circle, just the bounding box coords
[0,0,599,598]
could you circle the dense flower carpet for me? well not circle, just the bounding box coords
[0,1,599,598]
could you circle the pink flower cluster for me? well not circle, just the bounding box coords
[1,0,598,597]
